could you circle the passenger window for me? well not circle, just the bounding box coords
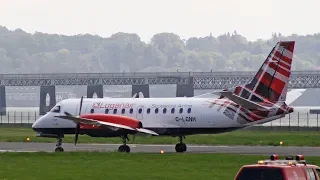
[187,108,191,113]
[138,108,142,114]
[113,109,117,114]
[163,108,167,114]
[129,108,133,114]
[105,109,109,114]
[179,108,183,114]
[90,109,94,113]
[121,109,125,114]
[155,108,159,114]
[147,108,150,114]
[171,108,175,114]
[51,105,61,113]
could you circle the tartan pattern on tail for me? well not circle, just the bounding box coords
[230,41,295,104]
[206,41,295,124]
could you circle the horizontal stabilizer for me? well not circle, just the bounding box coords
[213,91,272,111]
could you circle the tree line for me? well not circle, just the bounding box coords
[0,26,319,74]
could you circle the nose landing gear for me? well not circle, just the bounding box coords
[36,133,65,152]
[55,136,64,152]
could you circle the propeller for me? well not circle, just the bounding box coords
[63,96,84,146]
[75,96,84,145]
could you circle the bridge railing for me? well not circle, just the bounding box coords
[0,111,320,130]
[0,70,319,79]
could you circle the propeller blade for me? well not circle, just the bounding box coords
[64,111,72,116]
[79,96,83,116]
[75,96,83,145]
[75,123,80,145]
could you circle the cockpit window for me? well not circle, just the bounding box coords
[51,105,61,113]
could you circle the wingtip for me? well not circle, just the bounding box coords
[137,128,159,136]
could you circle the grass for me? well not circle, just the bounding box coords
[1,128,320,146]
[1,152,320,180]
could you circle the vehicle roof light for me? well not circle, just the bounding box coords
[258,160,265,165]
[296,155,304,161]
[270,154,279,160]
[257,155,307,166]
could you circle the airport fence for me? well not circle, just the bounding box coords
[1,110,320,131]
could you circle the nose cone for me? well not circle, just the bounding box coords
[32,121,37,129]
[32,116,43,130]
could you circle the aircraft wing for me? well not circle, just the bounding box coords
[54,115,99,125]
[55,115,159,136]
[213,91,272,111]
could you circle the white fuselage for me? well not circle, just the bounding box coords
[32,96,285,137]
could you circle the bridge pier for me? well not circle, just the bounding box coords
[132,85,150,98]
[176,77,194,97]
[87,85,103,98]
[39,85,56,115]
[0,86,6,115]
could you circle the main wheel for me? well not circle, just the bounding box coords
[124,145,130,153]
[175,143,187,153]
[118,145,130,153]
[55,147,64,152]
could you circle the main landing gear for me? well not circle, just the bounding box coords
[175,136,187,153]
[118,135,130,153]
[55,136,64,152]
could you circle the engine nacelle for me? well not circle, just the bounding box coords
[80,114,143,129]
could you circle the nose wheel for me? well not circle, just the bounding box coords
[55,136,64,152]
[175,136,187,153]
[118,135,130,153]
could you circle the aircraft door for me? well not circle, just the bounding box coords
[136,105,144,120]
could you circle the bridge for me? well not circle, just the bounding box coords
[0,71,319,115]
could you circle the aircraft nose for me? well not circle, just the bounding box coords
[32,116,44,130]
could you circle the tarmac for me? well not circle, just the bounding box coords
[1,142,320,156]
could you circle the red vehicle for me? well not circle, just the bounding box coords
[234,154,320,180]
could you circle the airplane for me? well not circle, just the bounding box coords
[32,41,296,153]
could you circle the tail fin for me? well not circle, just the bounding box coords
[216,41,295,108]
[244,41,294,103]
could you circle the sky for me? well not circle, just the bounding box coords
[0,0,319,43]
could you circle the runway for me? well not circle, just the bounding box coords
[1,142,320,156]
